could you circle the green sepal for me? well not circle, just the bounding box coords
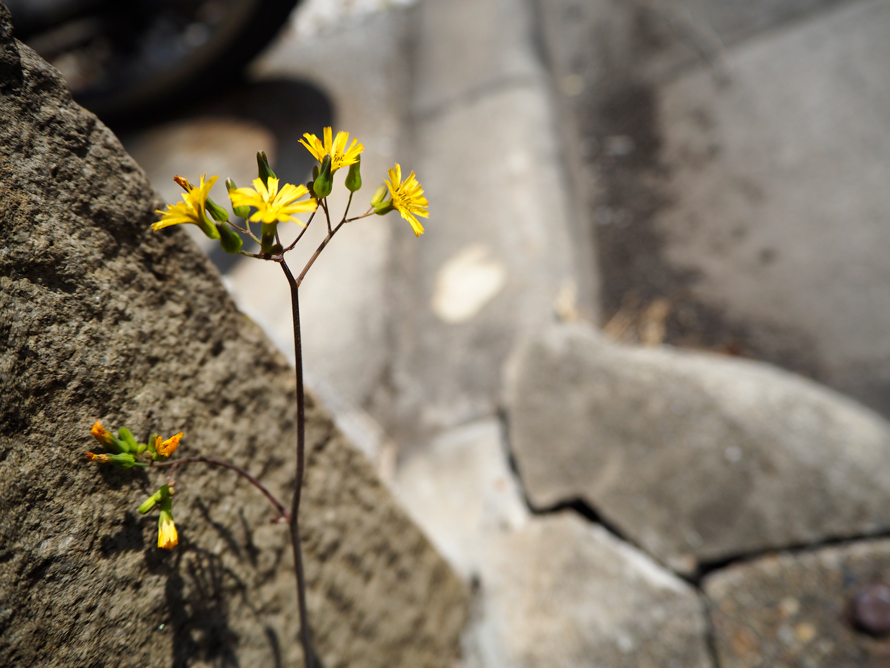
[217,223,244,254]
[226,179,251,218]
[313,155,333,199]
[257,151,277,186]
[373,200,395,216]
[345,157,362,193]
[260,224,281,255]
[146,433,159,457]
[206,197,229,223]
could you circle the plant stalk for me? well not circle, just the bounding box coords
[281,258,314,668]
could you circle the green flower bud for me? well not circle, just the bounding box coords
[105,452,142,469]
[205,197,229,223]
[217,223,244,255]
[257,151,276,186]
[226,179,251,219]
[313,155,333,199]
[345,157,362,193]
[138,487,165,514]
[196,215,221,240]
[117,428,138,453]
[370,184,388,207]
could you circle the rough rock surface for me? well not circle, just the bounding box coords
[505,322,890,573]
[0,6,468,667]
[704,539,890,668]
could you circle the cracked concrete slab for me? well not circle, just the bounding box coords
[505,322,890,574]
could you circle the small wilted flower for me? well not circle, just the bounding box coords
[90,421,115,447]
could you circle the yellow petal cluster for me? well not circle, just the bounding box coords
[229,177,316,225]
[299,127,363,171]
[158,509,178,549]
[155,432,183,458]
[385,164,429,237]
[153,174,218,230]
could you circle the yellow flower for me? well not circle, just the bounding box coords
[90,420,114,446]
[385,164,429,237]
[85,451,111,463]
[158,506,178,549]
[229,177,316,225]
[299,127,363,171]
[153,174,218,230]
[154,432,183,458]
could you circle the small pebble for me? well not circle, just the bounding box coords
[853,583,890,636]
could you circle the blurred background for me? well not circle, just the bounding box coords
[11,0,890,665]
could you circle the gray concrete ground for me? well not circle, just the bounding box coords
[112,0,890,665]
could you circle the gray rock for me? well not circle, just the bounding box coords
[467,513,712,668]
[505,322,890,573]
[704,539,890,668]
[395,421,711,668]
[0,10,468,667]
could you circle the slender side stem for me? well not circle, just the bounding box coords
[280,258,314,668]
[153,456,289,522]
[322,199,332,235]
[283,209,317,254]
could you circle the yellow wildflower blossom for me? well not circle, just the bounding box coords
[153,174,218,230]
[229,177,316,225]
[158,506,178,549]
[299,127,363,171]
[385,164,429,237]
[155,432,183,458]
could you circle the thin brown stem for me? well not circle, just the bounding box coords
[280,258,314,668]
[283,209,317,254]
[322,199,332,235]
[153,456,289,522]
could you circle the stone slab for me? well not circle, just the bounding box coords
[505,322,890,573]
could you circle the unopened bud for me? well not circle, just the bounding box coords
[205,197,229,223]
[173,175,194,192]
[370,184,388,207]
[345,157,362,193]
[117,427,138,453]
[217,223,243,254]
[257,151,276,186]
[313,155,333,199]
[226,179,250,218]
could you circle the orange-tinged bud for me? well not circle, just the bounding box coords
[156,433,183,458]
[85,452,111,463]
[174,175,194,192]
[91,421,114,446]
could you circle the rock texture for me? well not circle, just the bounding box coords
[705,539,890,668]
[505,322,890,573]
[0,6,468,667]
